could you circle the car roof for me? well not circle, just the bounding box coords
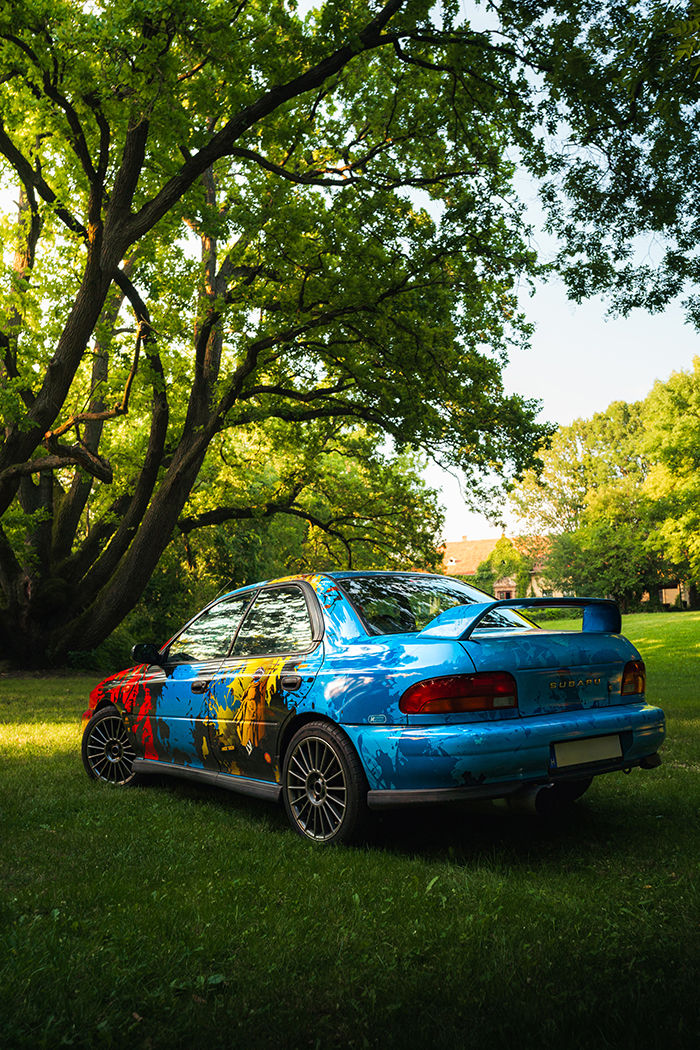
[327,570,444,579]
[215,569,462,605]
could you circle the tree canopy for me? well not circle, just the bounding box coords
[510,401,649,535]
[470,536,534,598]
[509,362,700,609]
[496,0,700,325]
[642,356,700,593]
[0,0,551,665]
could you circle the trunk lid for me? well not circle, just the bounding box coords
[461,629,639,716]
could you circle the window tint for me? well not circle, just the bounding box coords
[168,592,252,662]
[339,575,532,634]
[231,587,314,657]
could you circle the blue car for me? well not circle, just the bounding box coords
[81,572,665,843]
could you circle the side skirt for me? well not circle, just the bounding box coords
[132,759,282,802]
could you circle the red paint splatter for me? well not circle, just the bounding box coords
[134,692,157,760]
[120,666,145,714]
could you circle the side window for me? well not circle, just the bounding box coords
[168,593,252,663]
[230,587,314,657]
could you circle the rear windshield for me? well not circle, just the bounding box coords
[337,574,533,636]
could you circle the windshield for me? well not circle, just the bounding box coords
[335,574,533,636]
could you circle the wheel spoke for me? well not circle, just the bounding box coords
[290,753,309,779]
[297,745,313,776]
[284,733,351,842]
[319,806,333,838]
[90,723,109,745]
[288,788,308,808]
[293,795,312,820]
[85,712,135,785]
[323,794,345,822]
[317,803,330,838]
[319,747,336,777]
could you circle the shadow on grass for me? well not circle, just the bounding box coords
[367,796,624,859]
[126,768,685,871]
[3,739,685,878]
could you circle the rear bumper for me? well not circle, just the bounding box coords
[366,752,661,808]
[342,703,665,802]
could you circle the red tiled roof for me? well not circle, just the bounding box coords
[440,535,551,576]
[440,538,500,576]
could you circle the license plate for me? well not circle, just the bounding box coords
[553,734,622,768]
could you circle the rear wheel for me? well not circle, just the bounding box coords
[282,722,368,844]
[82,707,139,785]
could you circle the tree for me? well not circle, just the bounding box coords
[509,397,677,607]
[177,421,447,576]
[75,424,446,667]
[642,355,700,603]
[542,487,671,611]
[674,0,700,78]
[471,535,533,597]
[510,401,648,534]
[0,0,550,666]
[494,0,700,325]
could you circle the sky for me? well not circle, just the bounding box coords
[428,280,699,541]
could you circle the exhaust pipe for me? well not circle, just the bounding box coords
[507,783,555,816]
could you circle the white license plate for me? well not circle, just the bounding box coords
[553,734,622,768]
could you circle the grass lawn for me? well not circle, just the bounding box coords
[1,613,699,1049]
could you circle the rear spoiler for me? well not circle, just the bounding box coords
[420,597,622,641]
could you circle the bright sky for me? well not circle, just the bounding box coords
[429,280,699,540]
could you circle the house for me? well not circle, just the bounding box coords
[440,535,559,599]
[441,537,500,577]
[441,537,692,608]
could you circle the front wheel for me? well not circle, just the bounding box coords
[82,707,139,785]
[282,722,368,844]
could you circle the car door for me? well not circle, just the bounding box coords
[207,583,324,784]
[144,591,254,771]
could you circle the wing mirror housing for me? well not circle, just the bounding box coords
[131,642,164,666]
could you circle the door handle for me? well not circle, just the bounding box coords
[281,674,303,691]
[191,679,211,694]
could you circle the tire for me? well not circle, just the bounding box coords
[82,707,139,786]
[282,721,368,844]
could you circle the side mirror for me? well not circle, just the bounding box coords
[131,642,164,666]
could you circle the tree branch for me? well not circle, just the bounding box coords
[238,381,356,403]
[229,145,350,187]
[0,442,113,484]
[68,269,170,605]
[0,120,87,239]
[43,322,143,443]
[124,0,408,244]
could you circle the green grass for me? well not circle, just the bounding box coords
[1,614,700,1049]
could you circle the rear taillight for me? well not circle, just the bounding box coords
[621,659,646,696]
[399,672,518,714]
